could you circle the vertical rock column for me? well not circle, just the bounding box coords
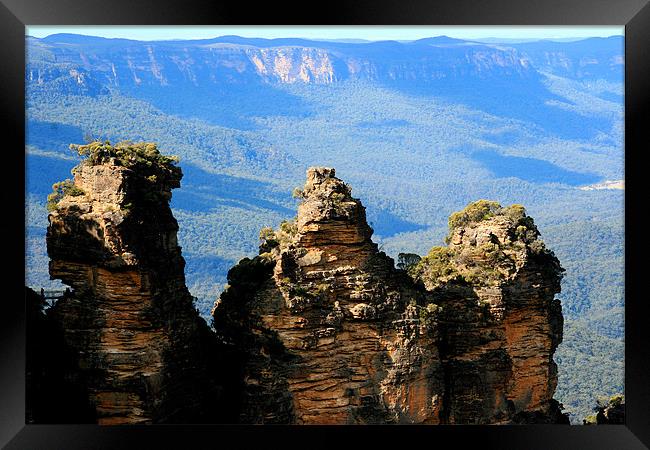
[213,167,445,424]
[47,147,221,424]
[419,202,566,423]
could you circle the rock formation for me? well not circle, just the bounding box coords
[25,286,97,424]
[213,167,444,424]
[413,200,566,423]
[38,152,568,425]
[583,394,625,425]
[212,168,568,424]
[45,142,225,424]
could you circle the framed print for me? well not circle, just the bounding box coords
[2,0,649,448]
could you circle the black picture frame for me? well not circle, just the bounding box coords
[2,0,649,448]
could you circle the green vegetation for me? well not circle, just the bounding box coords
[446,201,538,243]
[396,253,421,273]
[315,283,330,295]
[419,303,442,329]
[554,318,624,423]
[259,226,279,252]
[602,394,624,408]
[70,140,180,173]
[46,179,85,211]
[583,394,624,424]
[582,413,597,425]
[448,200,502,232]
[292,187,304,199]
[258,219,299,254]
[279,219,297,237]
[411,201,542,288]
[63,140,183,207]
[411,246,460,288]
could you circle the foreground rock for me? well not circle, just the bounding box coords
[45,142,225,424]
[25,286,96,423]
[213,168,444,424]
[583,394,625,424]
[37,151,568,424]
[413,200,567,423]
[213,168,568,424]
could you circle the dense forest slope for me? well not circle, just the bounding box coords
[25,34,624,422]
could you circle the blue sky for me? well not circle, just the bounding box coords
[26,25,623,42]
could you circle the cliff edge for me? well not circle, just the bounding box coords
[37,156,567,424]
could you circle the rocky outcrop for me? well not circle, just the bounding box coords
[213,168,568,424]
[25,286,96,424]
[583,395,625,425]
[40,153,567,425]
[45,142,225,424]
[413,201,566,423]
[213,168,444,424]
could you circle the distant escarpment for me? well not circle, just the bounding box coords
[43,142,227,424]
[28,34,623,100]
[213,167,568,424]
[27,36,538,95]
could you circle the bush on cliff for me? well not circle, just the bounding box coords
[70,140,180,170]
[410,246,460,288]
[69,141,182,192]
[65,141,183,206]
[411,200,561,288]
[448,200,502,233]
[47,179,85,211]
[396,253,421,273]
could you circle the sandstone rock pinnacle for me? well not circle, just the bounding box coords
[45,142,224,424]
[414,200,567,423]
[213,170,568,424]
[213,167,445,424]
[40,153,567,425]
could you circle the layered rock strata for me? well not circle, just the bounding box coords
[41,154,568,425]
[414,201,566,423]
[213,169,568,424]
[213,168,444,424]
[46,142,224,424]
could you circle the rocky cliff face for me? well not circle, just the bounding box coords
[213,168,444,424]
[413,201,566,423]
[212,168,568,424]
[28,34,622,98]
[40,152,567,424]
[26,36,541,95]
[45,142,224,424]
